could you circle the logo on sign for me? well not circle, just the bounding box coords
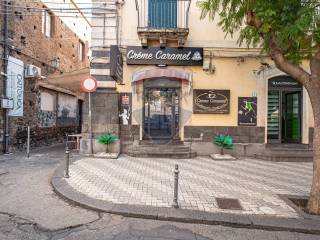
[191,51,202,61]
[194,90,230,114]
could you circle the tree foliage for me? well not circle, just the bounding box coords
[197,0,320,64]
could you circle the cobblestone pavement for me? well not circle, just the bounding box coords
[67,155,312,218]
[0,146,319,239]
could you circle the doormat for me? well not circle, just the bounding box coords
[216,198,243,210]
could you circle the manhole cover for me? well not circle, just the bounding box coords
[216,198,243,210]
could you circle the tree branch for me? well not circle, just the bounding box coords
[246,11,311,85]
[269,35,311,85]
[246,11,262,29]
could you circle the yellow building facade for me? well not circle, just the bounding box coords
[83,0,314,158]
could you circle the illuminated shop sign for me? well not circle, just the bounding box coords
[268,77,302,89]
[193,90,230,114]
[126,46,203,66]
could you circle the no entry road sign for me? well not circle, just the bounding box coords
[81,77,97,93]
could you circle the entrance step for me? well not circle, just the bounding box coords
[127,141,196,159]
[139,139,184,145]
[255,145,313,162]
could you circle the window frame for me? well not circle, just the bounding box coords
[79,40,85,62]
[42,8,54,38]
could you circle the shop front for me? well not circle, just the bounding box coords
[114,45,314,159]
[267,76,303,144]
[82,46,314,159]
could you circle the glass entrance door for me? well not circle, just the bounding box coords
[267,91,281,142]
[144,88,179,140]
[282,91,302,143]
[267,90,302,143]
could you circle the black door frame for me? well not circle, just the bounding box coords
[143,86,181,140]
[267,88,303,144]
[282,90,302,143]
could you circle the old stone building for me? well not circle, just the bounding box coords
[81,0,313,160]
[0,0,90,152]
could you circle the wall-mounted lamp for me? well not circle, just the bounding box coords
[50,57,60,69]
[203,51,215,74]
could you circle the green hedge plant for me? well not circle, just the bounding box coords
[98,134,117,153]
[213,134,233,155]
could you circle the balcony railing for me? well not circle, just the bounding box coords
[135,0,191,30]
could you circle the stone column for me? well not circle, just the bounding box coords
[81,0,120,154]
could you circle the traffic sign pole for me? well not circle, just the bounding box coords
[81,77,97,156]
[88,91,93,155]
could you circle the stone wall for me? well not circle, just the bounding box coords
[7,0,89,74]
[8,78,81,151]
[0,0,89,152]
[81,90,119,154]
[184,126,265,143]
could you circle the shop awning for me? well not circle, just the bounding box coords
[132,67,192,83]
[45,68,89,95]
[132,67,193,92]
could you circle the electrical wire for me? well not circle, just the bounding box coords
[0,0,116,4]
[0,1,117,21]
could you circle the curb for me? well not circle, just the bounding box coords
[51,164,320,235]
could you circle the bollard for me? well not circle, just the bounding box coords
[64,146,70,178]
[65,133,69,148]
[172,164,179,208]
[27,126,30,158]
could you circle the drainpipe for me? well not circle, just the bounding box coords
[2,0,10,154]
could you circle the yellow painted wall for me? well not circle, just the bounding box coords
[118,54,262,128]
[116,2,315,143]
[187,58,261,126]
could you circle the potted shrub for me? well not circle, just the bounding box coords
[211,134,235,160]
[98,134,117,153]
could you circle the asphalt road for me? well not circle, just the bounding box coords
[0,145,319,240]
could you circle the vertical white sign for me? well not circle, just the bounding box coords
[6,56,24,117]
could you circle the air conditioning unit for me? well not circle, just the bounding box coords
[25,65,41,78]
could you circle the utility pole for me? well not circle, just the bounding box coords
[2,0,10,154]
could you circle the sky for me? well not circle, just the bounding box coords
[73,0,92,22]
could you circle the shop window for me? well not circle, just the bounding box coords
[79,41,85,62]
[40,92,55,112]
[42,9,54,38]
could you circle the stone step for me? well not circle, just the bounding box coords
[254,154,313,162]
[139,139,184,145]
[127,151,197,159]
[132,146,191,153]
[266,144,310,150]
[255,144,313,162]
[261,149,313,156]
[264,148,312,152]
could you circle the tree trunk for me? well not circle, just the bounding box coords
[307,84,320,214]
[221,147,224,155]
[266,37,320,214]
[245,10,320,214]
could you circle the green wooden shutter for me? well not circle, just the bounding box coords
[149,0,177,28]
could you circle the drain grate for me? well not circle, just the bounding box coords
[216,198,243,210]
